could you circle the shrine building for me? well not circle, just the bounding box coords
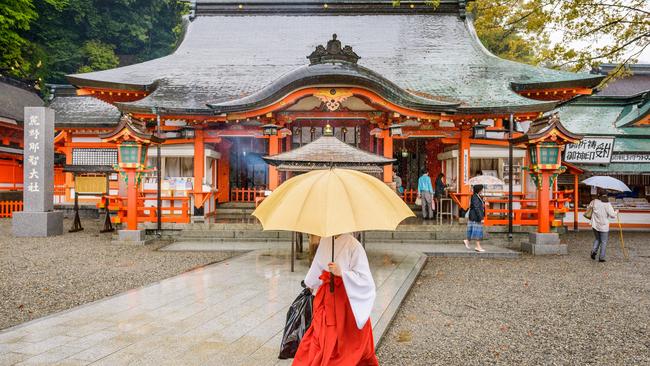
[3,0,612,227]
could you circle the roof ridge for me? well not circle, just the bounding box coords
[192,0,465,16]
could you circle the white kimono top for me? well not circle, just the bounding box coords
[304,233,376,329]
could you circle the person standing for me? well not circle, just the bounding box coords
[464,184,486,252]
[293,233,379,366]
[434,173,446,199]
[588,194,618,262]
[417,170,434,220]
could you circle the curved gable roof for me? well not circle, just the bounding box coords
[68,12,601,115]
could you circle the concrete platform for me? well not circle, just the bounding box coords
[0,241,428,365]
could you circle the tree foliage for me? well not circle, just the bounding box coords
[0,0,64,83]
[468,0,650,78]
[1,0,188,85]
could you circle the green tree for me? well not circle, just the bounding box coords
[0,0,64,83]
[468,0,650,78]
[77,40,119,73]
[1,0,187,84]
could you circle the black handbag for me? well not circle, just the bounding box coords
[278,281,314,359]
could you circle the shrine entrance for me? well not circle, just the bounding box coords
[228,137,269,202]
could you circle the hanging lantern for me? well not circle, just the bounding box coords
[472,124,487,139]
[262,124,279,136]
[389,123,403,137]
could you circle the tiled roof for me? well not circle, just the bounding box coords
[264,135,394,165]
[68,13,601,115]
[614,138,650,152]
[596,64,650,97]
[49,95,121,128]
[587,163,650,173]
[559,93,649,136]
[597,75,650,97]
[0,79,44,122]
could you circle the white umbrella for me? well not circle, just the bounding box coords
[582,176,631,192]
[468,175,505,186]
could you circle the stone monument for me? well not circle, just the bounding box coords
[12,107,64,237]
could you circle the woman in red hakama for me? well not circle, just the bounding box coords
[293,234,379,366]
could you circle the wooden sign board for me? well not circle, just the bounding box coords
[75,176,107,194]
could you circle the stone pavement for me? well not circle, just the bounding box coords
[0,241,518,365]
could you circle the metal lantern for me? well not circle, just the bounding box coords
[262,124,279,136]
[182,128,195,138]
[389,123,403,137]
[529,142,561,169]
[472,124,487,139]
[118,141,149,169]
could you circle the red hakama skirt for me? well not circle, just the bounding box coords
[293,271,379,366]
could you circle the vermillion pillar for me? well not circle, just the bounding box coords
[126,169,138,230]
[268,135,279,190]
[573,174,579,231]
[193,129,205,211]
[63,132,74,202]
[217,147,230,203]
[538,172,550,233]
[382,130,393,183]
[458,128,471,210]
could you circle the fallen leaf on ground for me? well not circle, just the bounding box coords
[397,330,412,343]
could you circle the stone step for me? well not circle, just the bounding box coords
[169,237,490,245]
[425,250,520,259]
[217,202,256,209]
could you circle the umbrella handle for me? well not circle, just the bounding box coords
[330,236,335,293]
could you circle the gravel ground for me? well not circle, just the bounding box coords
[378,231,650,365]
[0,219,237,330]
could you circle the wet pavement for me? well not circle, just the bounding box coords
[0,242,427,365]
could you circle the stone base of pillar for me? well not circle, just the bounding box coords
[12,211,64,237]
[521,232,567,255]
[116,229,147,245]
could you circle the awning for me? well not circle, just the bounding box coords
[583,163,650,174]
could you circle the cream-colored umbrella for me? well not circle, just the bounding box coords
[252,168,414,237]
[252,168,414,290]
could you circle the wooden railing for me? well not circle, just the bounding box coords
[230,188,266,202]
[54,185,66,204]
[401,189,418,204]
[483,191,574,227]
[101,195,191,224]
[0,200,23,218]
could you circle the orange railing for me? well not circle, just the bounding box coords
[231,188,266,202]
[401,189,418,204]
[101,195,190,224]
[483,191,574,227]
[54,185,66,204]
[0,200,23,218]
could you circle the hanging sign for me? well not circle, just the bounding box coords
[564,137,614,164]
[611,153,650,163]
